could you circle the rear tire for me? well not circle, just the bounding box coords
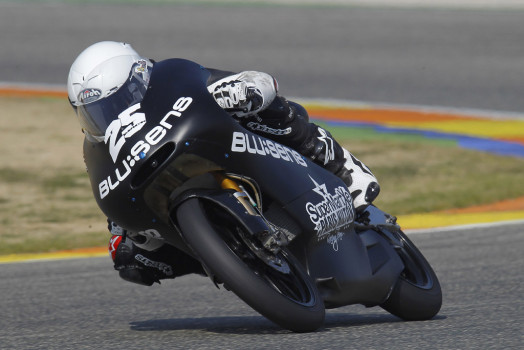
[175,198,325,332]
[381,229,442,320]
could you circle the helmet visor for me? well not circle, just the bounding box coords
[76,59,151,140]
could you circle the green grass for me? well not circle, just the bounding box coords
[0,165,107,255]
[0,167,34,183]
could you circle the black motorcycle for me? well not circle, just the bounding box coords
[83,59,442,332]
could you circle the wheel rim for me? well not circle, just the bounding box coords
[396,235,434,289]
[208,207,317,307]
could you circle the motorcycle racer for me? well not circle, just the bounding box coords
[68,41,380,286]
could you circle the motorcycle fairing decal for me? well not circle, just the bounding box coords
[98,97,193,199]
[230,131,308,167]
[305,176,354,245]
[103,97,193,163]
[326,232,345,252]
[105,102,147,163]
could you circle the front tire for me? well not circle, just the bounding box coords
[175,198,325,332]
[381,229,442,320]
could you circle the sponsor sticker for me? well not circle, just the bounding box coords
[78,88,102,104]
[231,131,307,167]
[305,176,354,244]
[134,59,149,74]
[98,97,193,199]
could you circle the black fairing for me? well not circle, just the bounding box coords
[85,59,344,241]
[83,58,404,307]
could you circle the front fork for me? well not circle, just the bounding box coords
[214,173,259,215]
[212,172,289,254]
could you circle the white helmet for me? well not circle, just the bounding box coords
[67,41,153,140]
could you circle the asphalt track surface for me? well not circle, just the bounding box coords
[1,2,524,349]
[1,223,522,349]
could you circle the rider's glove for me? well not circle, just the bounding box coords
[211,80,263,117]
[107,218,126,236]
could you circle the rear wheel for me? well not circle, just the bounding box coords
[381,229,442,320]
[175,198,325,332]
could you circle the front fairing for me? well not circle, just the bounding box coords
[83,58,354,244]
[83,59,229,237]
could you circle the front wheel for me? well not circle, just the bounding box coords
[381,229,442,320]
[175,198,325,332]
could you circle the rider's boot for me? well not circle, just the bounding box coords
[108,233,205,286]
[298,124,380,212]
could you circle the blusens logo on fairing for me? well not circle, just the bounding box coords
[98,97,193,199]
[231,131,307,167]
